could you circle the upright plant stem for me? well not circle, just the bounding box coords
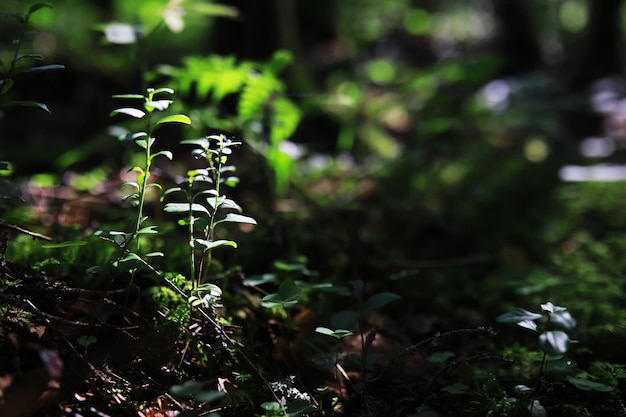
[133,114,153,253]
[198,136,224,286]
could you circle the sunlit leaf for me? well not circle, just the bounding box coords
[151,150,173,161]
[155,114,191,125]
[110,107,145,118]
[215,213,257,225]
[144,100,172,112]
[104,22,137,44]
[551,310,577,330]
[539,331,570,355]
[496,308,542,325]
[192,239,237,250]
[164,203,209,215]
[148,87,174,96]
[118,132,147,142]
[315,327,353,339]
[112,93,144,99]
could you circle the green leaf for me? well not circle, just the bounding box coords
[566,377,612,392]
[517,319,538,332]
[243,274,277,286]
[41,240,88,249]
[239,73,275,123]
[14,53,43,62]
[363,292,401,313]
[189,3,239,19]
[261,280,303,308]
[114,253,145,270]
[16,64,65,73]
[137,225,159,235]
[496,308,542,325]
[28,3,53,15]
[441,383,468,394]
[539,331,570,355]
[215,213,257,225]
[144,100,172,112]
[118,132,147,142]
[112,93,144,99]
[192,239,237,250]
[13,100,50,113]
[150,150,173,161]
[110,107,145,118]
[551,310,577,330]
[155,114,191,125]
[148,87,174,96]
[428,351,455,363]
[164,202,210,215]
[315,327,353,339]
[1,78,14,94]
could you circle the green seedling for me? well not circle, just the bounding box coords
[498,301,613,415]
[163,134,256,289]
[95,87,190,274]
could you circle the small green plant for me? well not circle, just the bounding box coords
[1,3,63,196]
[163,134,256,289]
[0,3,65,114]
[95,87,190,273]
[497,301,613,415]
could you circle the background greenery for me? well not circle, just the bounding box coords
[2,0,626,416]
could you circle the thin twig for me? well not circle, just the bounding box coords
[0,218,52,241]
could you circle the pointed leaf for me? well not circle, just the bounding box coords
[13,100,50,113]
[216,213,257,225]
[496,308,542,324]
[151,150,173,161]
[192,239,237,250]
[164,203,209,215]
[112,93,144,99]
[14,53,43,62]
[145,100,172,112]
[16,64,65,73]
[110,107,145,118]
[551,310,577,330]
[155,114,191,125]
[566,377,612,392]
[539,331,570,355]
[315,327,353,339]
[118,132,147,142]
[517,319,538,331]
[148,87,174,96]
